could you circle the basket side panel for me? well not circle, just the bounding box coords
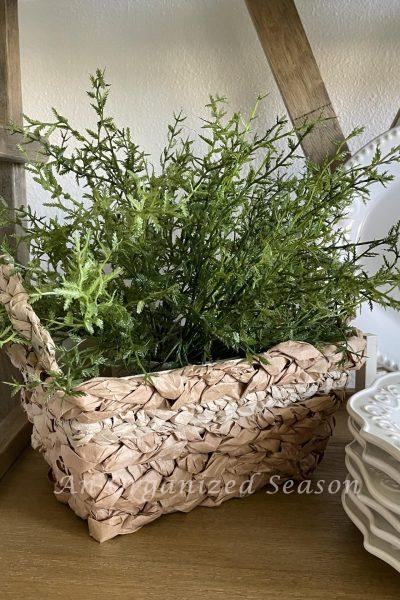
[41,389,342,543]
[23,332,366,543]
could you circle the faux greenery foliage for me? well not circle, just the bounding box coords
[1,69,400,392]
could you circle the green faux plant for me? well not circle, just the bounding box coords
[1,69,400,393]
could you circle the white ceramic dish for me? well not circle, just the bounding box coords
[346,451,400,536]
[348,417,400,486]
[347,371,400,463]
[345,483,400,551]
[345,127,400,371]
[346,440,400,515]
[342,488,400,573]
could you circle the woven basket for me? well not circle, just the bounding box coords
[0,263,366,542]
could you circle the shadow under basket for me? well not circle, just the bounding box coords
[0,263,366,542]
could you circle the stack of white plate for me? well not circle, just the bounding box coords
[343,371,400,572]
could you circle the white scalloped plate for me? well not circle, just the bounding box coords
[342,488,400,573]
[344,483,400,550]
[347,371,400,463]
[348,417,400,486]
[346,440,400,515]
[346,451,400,536]
[345,127,400,371]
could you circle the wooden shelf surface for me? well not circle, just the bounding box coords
[0,409,399,599]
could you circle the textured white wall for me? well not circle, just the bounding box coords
[19,0,400,212]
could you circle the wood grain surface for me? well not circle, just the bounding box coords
[0,125,46,163]
[391,107,400,129]
[0,409,399,599]
[245,0,348,164]
[0,0,30,480]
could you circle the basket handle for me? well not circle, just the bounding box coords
[0,260,60,379]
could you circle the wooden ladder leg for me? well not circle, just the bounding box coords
[391,108,400,129]
[0,0,31,480]
[245,0,348,165]
[355,333,378,391]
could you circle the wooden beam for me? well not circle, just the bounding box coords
[355,333,378,391]
[245,0,348,164]
[0,125,46,163]
[0,0,27,253]
[391,107,400,129]
[0,0,31,479]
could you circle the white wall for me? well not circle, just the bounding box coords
[19,0,400,212]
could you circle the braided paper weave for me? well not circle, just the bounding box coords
[0,263,366,542]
